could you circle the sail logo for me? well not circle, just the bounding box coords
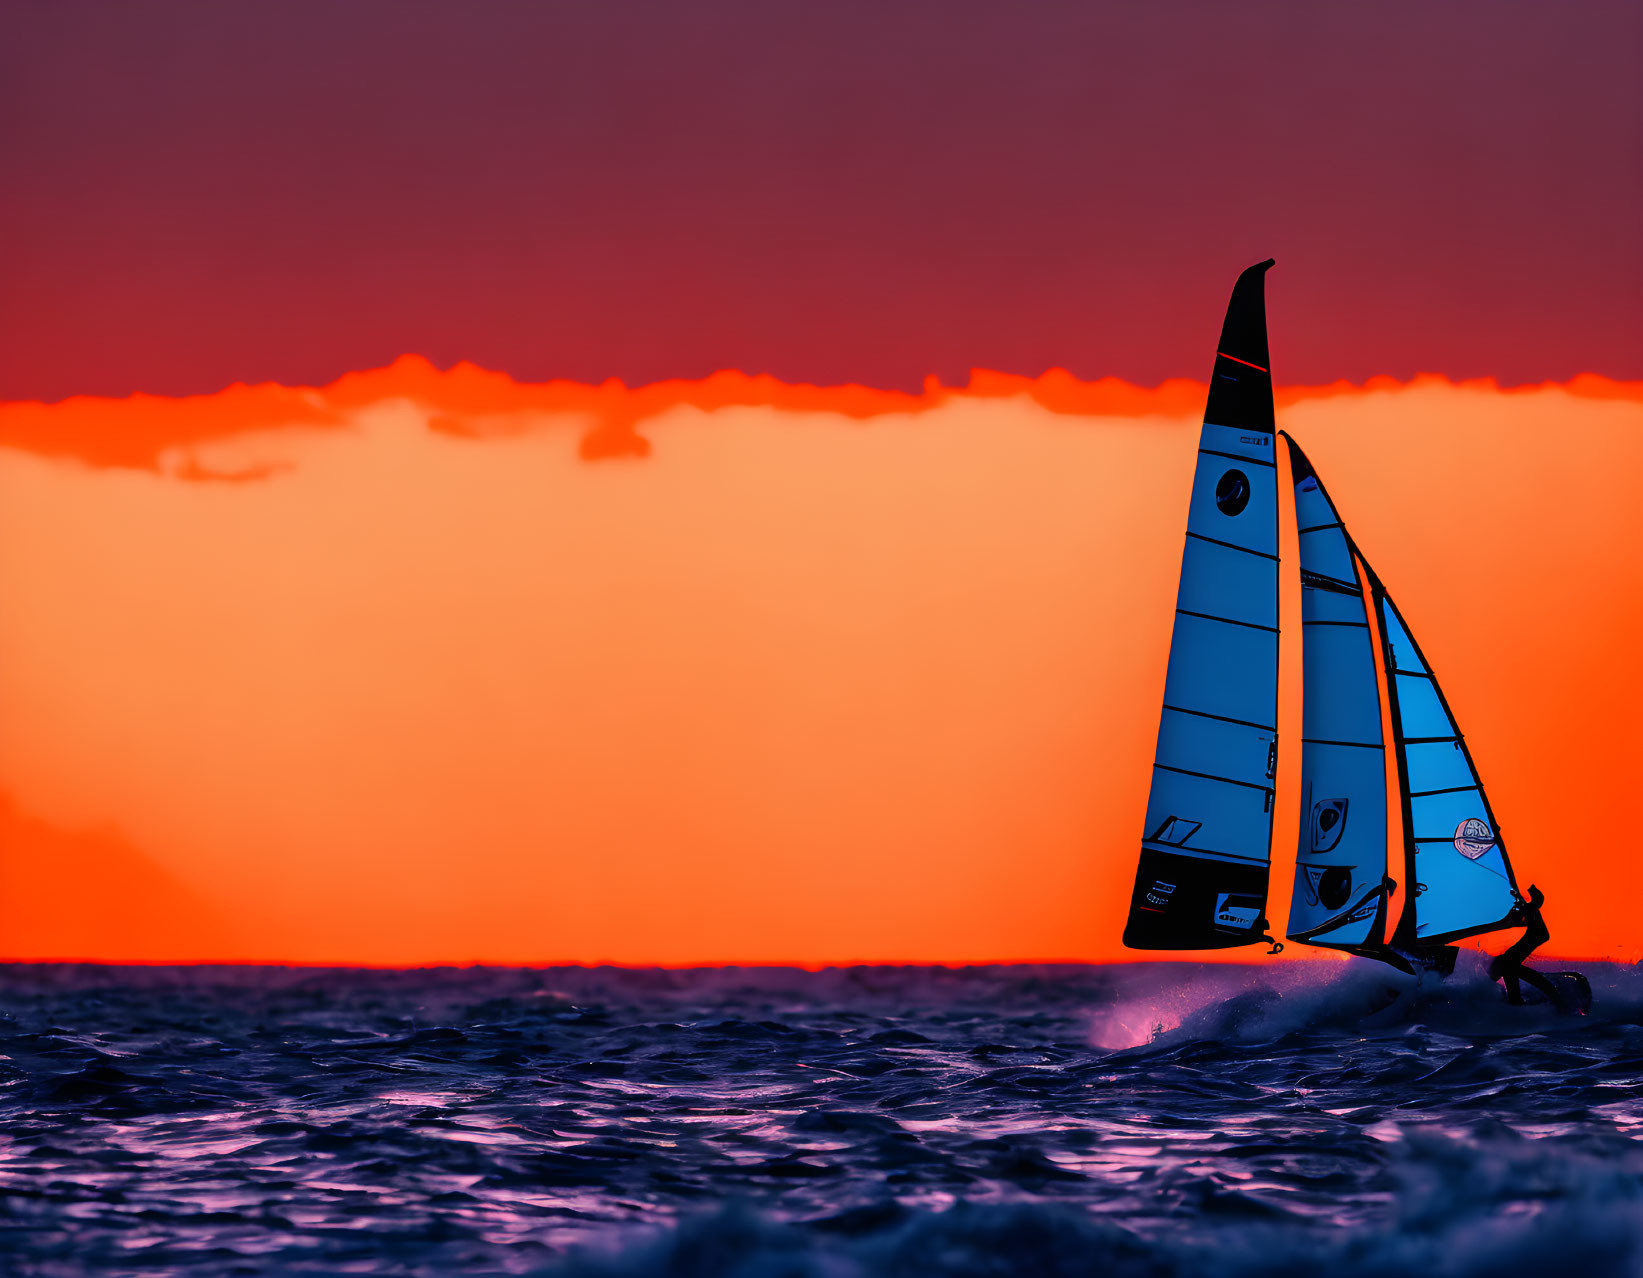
[1454,818,1496,860]
[1310,798,1349,854]
[1215,469,1250,516]
[1148,816,1202,847]
[1213,893,1261,930]
[1145,880,1176,908]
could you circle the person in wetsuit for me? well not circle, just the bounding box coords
[1488,884,1557,1005]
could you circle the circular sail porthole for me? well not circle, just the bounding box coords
[1215,469,1250,516]
[1318,866,1352,911]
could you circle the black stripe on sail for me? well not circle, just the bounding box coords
[1153,763,1275,793]
[1199,446,1276,469]
[1300,569,1361,596]
[1161,704,1276,732]
[1176,609,1278,633]
[1141,841,1267,865]
[1185,531,1278,560]
[1287,885,1391,944]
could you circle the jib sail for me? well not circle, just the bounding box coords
[1124,260,1280,950]
[1371,579,1523,946]
[1282,437,1392,952]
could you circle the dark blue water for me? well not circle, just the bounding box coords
[2,958,1641,1276]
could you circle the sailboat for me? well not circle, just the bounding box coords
[1124,260,1536,976]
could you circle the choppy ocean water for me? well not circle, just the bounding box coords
[3,959,1642,1276]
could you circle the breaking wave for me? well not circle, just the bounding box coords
[1089,952,1636,1051]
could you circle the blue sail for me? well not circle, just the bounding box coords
[1282,438,1391,952]
[1125,261,1280,950]
[1373,587,1522,946]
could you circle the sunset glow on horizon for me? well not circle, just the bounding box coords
[2,366,1638,966]
[6,9,1642,1275]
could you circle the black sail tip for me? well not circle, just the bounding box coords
[1205,259,1275,431]
[1216,259,1274,372]
[1282,432,1314,483]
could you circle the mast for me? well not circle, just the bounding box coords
[1281,436,1398,963]
[1124,260,1281,951]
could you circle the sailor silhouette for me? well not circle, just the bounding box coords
[1488,885,1559,1005]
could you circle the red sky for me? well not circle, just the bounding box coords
[2,1,1640,401]
[0,368,1638,964]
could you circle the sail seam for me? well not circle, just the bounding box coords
[1199,446,1276,469]
[1409,784,1479,798]
[1185,531,1279,561]
[1161,704,1275,732]
[1176,609,1278,634]
[1298,522,1344,533]
[1152,762,1274,793]
[1216,351,1269,372]
[1302,620,1369,628]
[1302,737,1381,749]
[1404,735,1462,744]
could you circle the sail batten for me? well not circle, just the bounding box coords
[1123,261,1280,951]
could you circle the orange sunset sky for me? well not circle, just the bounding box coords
[3,3,1640,967]
[1,367,1639,965]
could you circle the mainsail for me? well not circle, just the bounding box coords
[1370,577,1523,946]
[1282,437,1392,953]
[1124,260,1280,950]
